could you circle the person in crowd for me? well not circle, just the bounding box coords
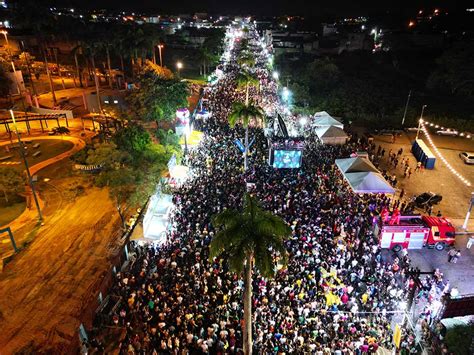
[88,27,449,355]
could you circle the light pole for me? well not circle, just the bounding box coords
[1,30,9,47]
[2,30,27,110]
[401,90,412,126]
[415,105,427,140]
[462,192,474,230]
[176,61,183,78]
[157,44,164,67]
[9,110,43,222]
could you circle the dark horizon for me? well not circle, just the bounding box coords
[47,0,472,16]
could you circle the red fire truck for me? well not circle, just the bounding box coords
[375,215,456,251]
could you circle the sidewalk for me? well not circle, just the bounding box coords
[0,134,90,258]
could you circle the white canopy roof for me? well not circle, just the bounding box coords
[336,157,379,173]
[313,111,343,128]
[335,157,395,194]
[315,125,348,139]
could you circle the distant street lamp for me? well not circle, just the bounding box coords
[176,61,183,78]
[272,71,279,80]
[2,30,26,108]
[157,44,164,66]
[1,30,9,47]
[415,105,427,140]
[371,28,378,42]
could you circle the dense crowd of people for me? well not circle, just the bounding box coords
[86,25,456,354]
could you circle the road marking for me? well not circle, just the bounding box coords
[0,161,21,165]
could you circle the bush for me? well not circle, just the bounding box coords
[444,324,474,354]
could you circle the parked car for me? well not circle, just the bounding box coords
[436,129,459,136]
[414,192,443,207]
[459,152,474,164]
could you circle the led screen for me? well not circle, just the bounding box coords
[272,150,302,169]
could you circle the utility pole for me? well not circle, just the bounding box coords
[21,41,38,97]
[42,46,57,106]
[462,192,474,230]
[401,90,412,126]
[404,268,435,327]
[157,44,164,67]
[53,47,66,90]
[9,110,43,222]
[415,105,427,140]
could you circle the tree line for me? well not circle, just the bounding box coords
[276,40,474,131]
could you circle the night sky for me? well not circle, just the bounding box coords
[53,0,471,15]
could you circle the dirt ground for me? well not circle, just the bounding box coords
[373,131,474,219]
[0,184,121,353]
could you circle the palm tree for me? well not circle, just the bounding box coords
[209,193,291,355]
[228,101,265,170]
[237,53,255,70]
[235,70,259,106]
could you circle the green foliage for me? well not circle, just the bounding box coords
[113,123,152,157]
[154,128,180,148]
[444,324,473,354]
[141,143,173,170]
[228,102,265,128]
[236,71,259,91]
[278,46,474,129]
[52,126,70,135]
[0,167,25,203]
[427,41,474,95]
[127,62,189,122]
[86,142,130,170]
[209,193,291,278]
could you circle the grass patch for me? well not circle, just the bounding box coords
[0,139,74,172]
[0,198,26,227]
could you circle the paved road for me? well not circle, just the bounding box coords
[0,135,88,248]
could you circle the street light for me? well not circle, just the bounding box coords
[176,61,183,78]
[1,30,9,47]
[2,30,26,107]
[9,110,43,222]
[415,105,427,140]
[272,71,279,80]
[371,28,378,42]
[157,44,164,67]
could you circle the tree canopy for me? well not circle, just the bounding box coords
[210,193,291,278]
[127,61,188,122]
[427,41,474,96]
[113,123,152,157]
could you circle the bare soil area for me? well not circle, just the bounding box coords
[0,186,121,353]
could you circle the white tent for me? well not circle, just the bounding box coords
[315,125,348,145]
[336,157,395,194]
[313,111,344,129]
[141,193,173,243]
[336,157,379,173]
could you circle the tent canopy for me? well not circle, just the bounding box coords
[335,157,395,194]
[336,157,379,173]
[169,165,190,180]
[313,111,343,129]
[315,125,348,139]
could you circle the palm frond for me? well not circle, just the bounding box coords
[209,193,291,280]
